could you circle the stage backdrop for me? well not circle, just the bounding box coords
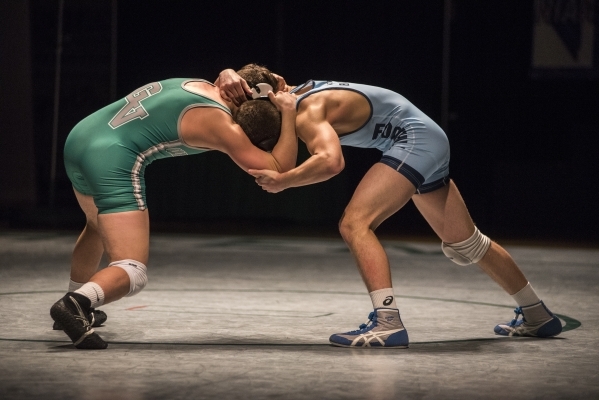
[1,0,597,242]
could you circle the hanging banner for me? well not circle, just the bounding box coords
[531,0,598,78]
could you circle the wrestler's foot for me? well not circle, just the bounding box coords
[50,292,107,349]
[53,308,107,330]
[329,308,409,348]
[494,301,562,338]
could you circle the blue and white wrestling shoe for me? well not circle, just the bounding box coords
[329,308,409,348]
[494,301,562,338]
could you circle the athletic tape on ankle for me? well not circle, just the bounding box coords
[441,227,491,266]
[108,259,148,297]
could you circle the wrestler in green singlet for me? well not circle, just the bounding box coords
[64,78,228,214]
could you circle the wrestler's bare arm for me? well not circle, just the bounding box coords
[248,100,345,193]
[215,69,252,106]
[181,92,298,173]
[225,90,298,172]
[268,91,299,171]
[216,69,292,105]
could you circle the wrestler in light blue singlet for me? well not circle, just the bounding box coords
[293,80,450,193]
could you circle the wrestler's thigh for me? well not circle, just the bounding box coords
[97,210,150,265]
[344,163,416,229]
[73,189,99,228]
[412,179,475,243]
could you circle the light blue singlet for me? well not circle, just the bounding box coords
[293,80,450,193]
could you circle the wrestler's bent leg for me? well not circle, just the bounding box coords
[412,180,561,337]
[330,163,413,348]
[50,209,150,349]
[53,189,107,331]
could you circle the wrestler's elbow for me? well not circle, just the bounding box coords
[270,158,284,173]
[322,152,345,176]
[269,152,296,173]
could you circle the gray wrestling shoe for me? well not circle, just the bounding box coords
[50,292,107,349]
[329,308,409,348]
[494,301,562,338]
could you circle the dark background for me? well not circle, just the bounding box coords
[1,0,598,245]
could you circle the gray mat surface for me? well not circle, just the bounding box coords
[0,232,597,399]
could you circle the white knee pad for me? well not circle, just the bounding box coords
[109,259,148,297]
[442,227,491,266]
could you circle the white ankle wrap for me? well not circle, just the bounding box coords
[109,259,148,297]
[442,227,491,266]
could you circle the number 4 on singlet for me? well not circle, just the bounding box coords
[108,82,162,129]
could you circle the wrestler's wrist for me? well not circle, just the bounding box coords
[280,109,297,117]
[278,170,294,189]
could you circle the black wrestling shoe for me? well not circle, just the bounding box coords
[52,308,107,330]
[50,292,108,349]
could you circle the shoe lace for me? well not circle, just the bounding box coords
[89,311,96,326]
[69,296,92,330]
[348,311,375,334]
[509,307,523,327]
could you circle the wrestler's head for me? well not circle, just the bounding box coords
[234,64,281,152]
[236,63,278,94]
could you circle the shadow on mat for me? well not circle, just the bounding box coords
[3,312,580,352]
[407,336,566,353]
[34,335,566,353]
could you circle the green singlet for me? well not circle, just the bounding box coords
[64,78,230,214]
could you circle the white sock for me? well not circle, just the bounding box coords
[511,282,541,307]
[74,282,105,308]
[369,288,398,309]
[68,279,85,292]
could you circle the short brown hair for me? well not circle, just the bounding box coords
[236,63,278,93]
[235,100,281,152]
[234,64,281,152]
